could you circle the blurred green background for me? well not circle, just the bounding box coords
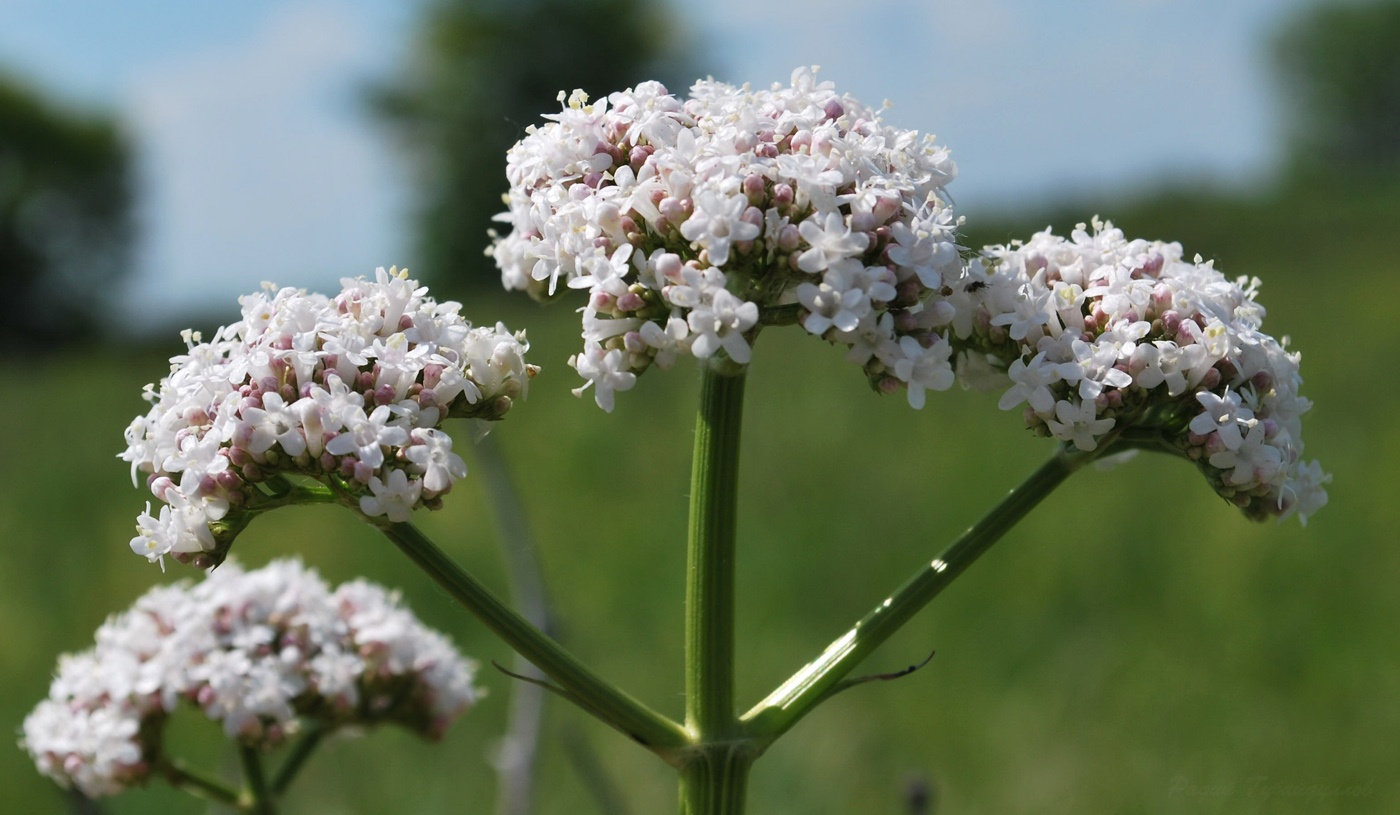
[2,1,1397,813]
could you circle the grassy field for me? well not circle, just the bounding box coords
[3,178,1395,814]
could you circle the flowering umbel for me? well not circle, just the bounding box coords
[490,66,960,410]
[120,268,537,567]
[21,559,481,798]
[956,221,1329,523]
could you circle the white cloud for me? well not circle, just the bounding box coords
[121,0,407,324]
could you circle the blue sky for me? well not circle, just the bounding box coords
[0,0,1315,324]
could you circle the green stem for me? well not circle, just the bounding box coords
[678,746,753,815]
[680,361,752,814]
[742,443,1100,739]
[239,745,275,815]
[686,362,746,739]
[159,758,241,807]
[372,520,691,758]
[248,476,338,510]
[271,725,326,796]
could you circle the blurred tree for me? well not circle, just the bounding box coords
[1273,0,1400,175]
[370,0,696,298]
[0,74,134,346]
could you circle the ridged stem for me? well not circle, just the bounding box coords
[680,361,751,814]
[743,444,1099,738]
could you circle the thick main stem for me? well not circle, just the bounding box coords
[743,443,1100,738]
[686,363,746,737]
[681,361,751,813]
[679,746,752,814]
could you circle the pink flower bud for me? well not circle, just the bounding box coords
[872,195,900,224]
[742,174,765,202]
[777,224,801,251]
[659,197,688,223]
[772,183,795,209]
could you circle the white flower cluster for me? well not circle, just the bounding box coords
[121,268,536,566]
[952,220,1329,523]
[21,559,480,798]
[490,66,960,410]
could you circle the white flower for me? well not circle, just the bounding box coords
[326,405,410,469]
[236,392,306,458]
[887,215,954,289]
[989,286,1057,343]
[359,470,423,523]
[1281,459,1331,525]
[796,211,870,274]
[1208,421,1283,487]
[999,353,1059,414]
[687,290,759,363]
[570,344,637,412]
[1045,398,1116,451]
[639,317,690,369]
[887,335,955,409]
[405,429,467,493]
[798,279,867,336]
[129,495,216,568]
[1190,389,1254,450]
[679,189,760,266]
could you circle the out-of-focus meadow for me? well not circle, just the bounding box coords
[3,1,1398,813]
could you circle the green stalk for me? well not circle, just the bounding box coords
[238,745,275,815]
[685,362,746,738]
[680,361,754,814]
[372,520,691,757]
[271,725,326,796]
[743,443,1099,739]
